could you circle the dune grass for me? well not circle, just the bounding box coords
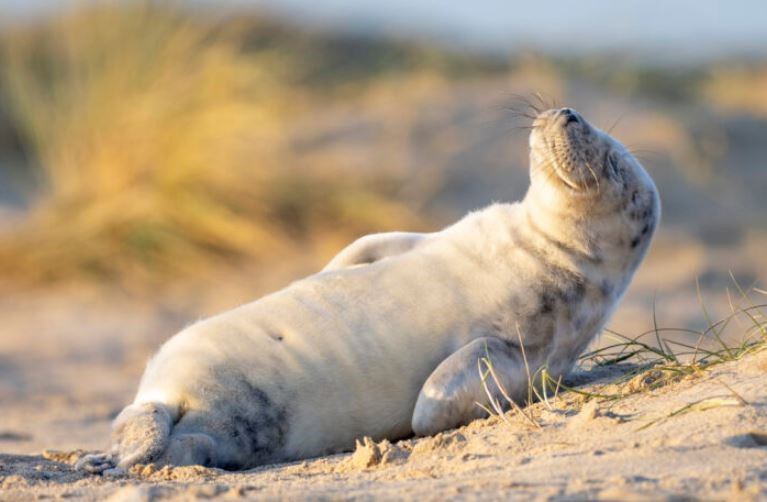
[478,280,767,430]
[0,2,761,292]
[0,2,473,287]
[701,63,767,117]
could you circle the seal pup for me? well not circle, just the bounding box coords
[78,107,659,473]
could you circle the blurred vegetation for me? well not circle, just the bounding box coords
[0,1,765,289]
[701,63,767,116]
[0,1,503,286]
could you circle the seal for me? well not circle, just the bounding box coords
[77,107,659,473]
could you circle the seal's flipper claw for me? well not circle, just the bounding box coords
[75,452,116,474]
[103,466,127,477]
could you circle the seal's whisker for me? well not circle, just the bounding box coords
[526,100,542,116]
[538,152,563,187]
[506,102,539,121]
[507,109,537,121]
[576,164,589,193]
[584,158,601,194]
[544,144,566,186]
[606,111,630,135]
[534,151,557,184]
[506,125,536,139]
[532,91,551,112]
[624,145,662,164]
[540,133,602,193]
[507,93,546,117]
[626,146,661,157]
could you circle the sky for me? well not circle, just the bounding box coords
[1,0,766,61]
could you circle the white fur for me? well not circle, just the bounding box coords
[81,107,660,471]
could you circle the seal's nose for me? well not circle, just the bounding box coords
[560,108,580,125]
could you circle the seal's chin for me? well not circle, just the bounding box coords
[530,108,602,193]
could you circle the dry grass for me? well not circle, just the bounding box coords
[701,63,767,117]
[0,2,437,287]
[1,2,761,294]
[478,279,767,429]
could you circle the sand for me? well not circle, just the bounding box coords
[1,282,765,501]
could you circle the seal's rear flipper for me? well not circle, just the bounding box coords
[75,452,117,474]
[76,402,175,474]
[111,402,173,469]
[162,432,217,467]
[76,402,220,474]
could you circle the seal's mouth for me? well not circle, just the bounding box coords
[531,108,601,192]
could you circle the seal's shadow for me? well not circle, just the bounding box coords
[565,362,644,388]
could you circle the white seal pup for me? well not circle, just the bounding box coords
[78,107,659,473]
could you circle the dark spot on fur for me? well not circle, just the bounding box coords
[606,151,622,183]
[268,332,284,342]
[219,382,288,470]
[600,280,613,298]
[529,269,587,325]
[539,292,555,314]
[559,277,586,304]
[501,338,521,352]
[629,222,653,249]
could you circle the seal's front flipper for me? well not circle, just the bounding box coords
[322,232,427,271]
[411,336,527,437]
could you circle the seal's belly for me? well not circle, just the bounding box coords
[273,263,482,455]
[166,254,484,458]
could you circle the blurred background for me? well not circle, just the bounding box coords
[1,0,766,453]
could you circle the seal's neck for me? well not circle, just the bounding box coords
[522,181,657,271]
[523,185,603,256]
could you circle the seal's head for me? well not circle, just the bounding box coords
[526,107,660,262]
[529,107,658,216]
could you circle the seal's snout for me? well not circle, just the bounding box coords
[529,106,605,193]
[533,107,583,129]
[559,108,580,126]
